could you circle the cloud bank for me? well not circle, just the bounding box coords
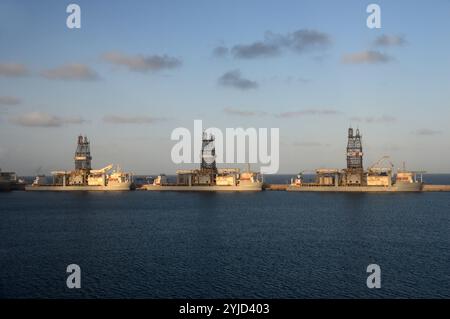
[374,34,406,47]
[218,70,258,90]
[0,63,29,77]
[231,42,281,59]
[102,52,182,73]
[212,46,229,57]
[276,109,341,118]
[215,29,331,59]
[40,64,99,81]
[342,51,392,64]
[414,129,442,136]
[350,115,396,123]
[223,107,267,117]
[10,112,86,127]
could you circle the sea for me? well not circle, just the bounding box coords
[1,174,449,298]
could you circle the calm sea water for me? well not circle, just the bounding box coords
[1,175,449,298]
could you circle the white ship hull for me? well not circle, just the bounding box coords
[142,182,263,192]
[25,183,132,191]
[287,183,423,192]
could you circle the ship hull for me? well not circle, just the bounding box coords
[394,182,423,192]
[0,181,11,192]
[142,183,263,192]
[25,183,132,191]
[10,182,26,191]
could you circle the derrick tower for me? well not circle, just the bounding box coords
[344,127,364,185]
[346,127,363,170]
[200,132,217,174]
[74,135,92,172]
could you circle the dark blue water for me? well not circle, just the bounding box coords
[1,178,450,298]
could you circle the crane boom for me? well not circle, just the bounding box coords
[368,156,394,172]
[89,164,113,174]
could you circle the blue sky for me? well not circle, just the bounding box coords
[1,0,450,174]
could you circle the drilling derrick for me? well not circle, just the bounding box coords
[66,135,92,185]
[74,135,92,171]
[192,132,217,186]
[200,132,217,174]
[347,128,363,169]
[344,127,364,185]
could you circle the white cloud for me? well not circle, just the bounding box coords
[40,64,99,81]
[10,112,86,127]
[342,51,392,64]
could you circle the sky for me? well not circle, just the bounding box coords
[0,0,450,175]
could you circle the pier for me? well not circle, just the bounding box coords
[423,185,450,192]
[263,184,288,191]
[263,184,450,192]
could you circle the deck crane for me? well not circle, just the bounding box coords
[89,164,114,175]
[368,156,394,174]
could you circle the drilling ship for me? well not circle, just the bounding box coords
[142,132,263,191]
[25,135,133,191]
[287,127,424,192]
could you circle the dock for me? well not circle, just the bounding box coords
[423,185,450,192]
[263,184,288,191]
[263,184,450,192]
